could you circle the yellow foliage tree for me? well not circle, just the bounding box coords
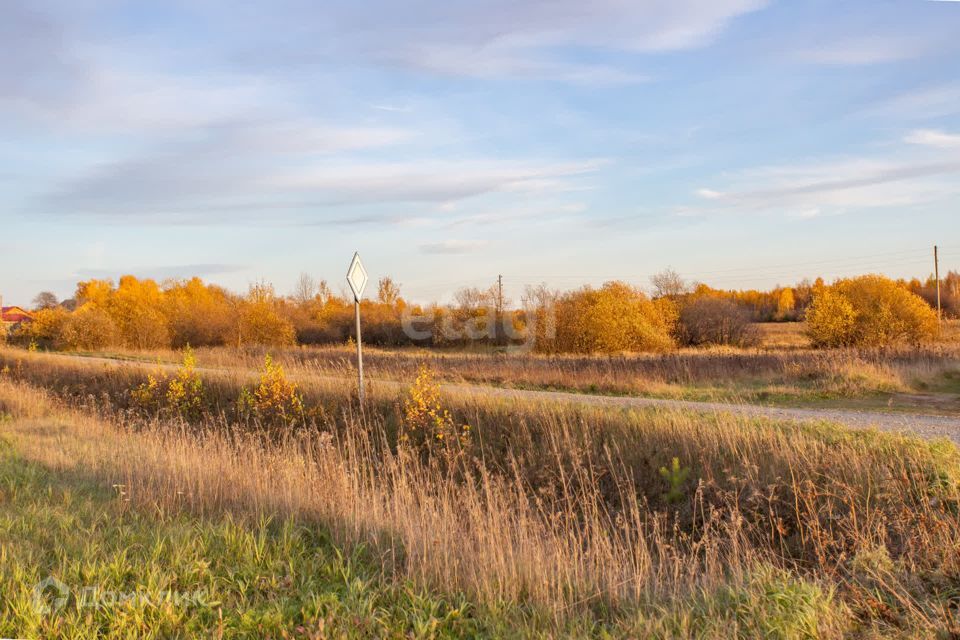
[776,288,796,320]
[806,288,857,347]
[60,304,119,350]
[551,281,675,353]
[109,275,170,349]
[236,284,296,347]
[163,278,236,347]
[15,307,69,349]
[806,275,937,347]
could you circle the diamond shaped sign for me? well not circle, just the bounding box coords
[346,252,368,300]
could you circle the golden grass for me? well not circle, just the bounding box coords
[1,348,959,635]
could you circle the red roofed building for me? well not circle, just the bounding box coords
[2,306,32,324]
[1,300,33,334]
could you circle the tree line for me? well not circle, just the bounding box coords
[9,268,951,353]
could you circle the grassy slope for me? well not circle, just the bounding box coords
[2,351,959,637]
[0,443,480,639]
[0,407,856,639]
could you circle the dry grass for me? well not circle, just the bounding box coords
[46,320,960,407]
[2,349,960,636]
[192,343,960,406]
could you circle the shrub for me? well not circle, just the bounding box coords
[402,364,470,451]
[60,304,119,350]
[550,281,676,353]
[237,284,296,347]
[246,355,304,426]
[807,275,938,347]
[13,307,69,349]
[130,349,206,420]
[165,348,205,421]
[676,296,759,347]
[110,275,171,349]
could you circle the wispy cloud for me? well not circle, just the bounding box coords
[796,37,924,66]
[73,264,247,281]
[689,152,960,217]
[443,202,587,227]
[193,0,768,83]
[39,153,605,220]
[904,129,960,148]
[864,83,960,120]
[419,240,488,255]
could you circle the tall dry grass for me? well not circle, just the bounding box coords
[1,349,959,634]
[104,341,960,402]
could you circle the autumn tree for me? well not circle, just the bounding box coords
[676,297,758,347]
[377,277,401,306]
[31,291,59,311]
[650,268,688,299]
[60,304,119,350]
[521,284,558,351]
[776,287,796,321]
[109,275,171,349]
[806,275,937,347]
[163,278,236,347]
[551,281,675,353]
[235,283,296,346]
[293,273,318,306]
[15,307,69,349]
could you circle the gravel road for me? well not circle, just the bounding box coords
[52,352,960,445]
[443,383,960,444]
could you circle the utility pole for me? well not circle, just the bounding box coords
[497,274,503,344]
[497,275,503,315]
[935,245,942,325]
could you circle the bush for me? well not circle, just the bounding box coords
[60,304,119,350]
[676,296,759,347]
[402,364,470,451]
[239,355,305,426]
[237,285,296,347]
[806,275,938,347]
[549,281,675,353]
[13,307,69,349]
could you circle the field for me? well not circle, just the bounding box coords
[1,335,959,638]
[53,321,960,415]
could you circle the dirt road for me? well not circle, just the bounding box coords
[445,383,960,443]
[52,352,960,445]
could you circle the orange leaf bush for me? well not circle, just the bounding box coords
[806,275,939,347]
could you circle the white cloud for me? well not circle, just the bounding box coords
[443,202,587,227]
[904,129,960,149]
[797,37,923,66]
[40,155,605,219]
[263,159,606,204]
[198,0,769,82]
[689,152,960,217]
[419,239,488,255]
[865,84,960,120]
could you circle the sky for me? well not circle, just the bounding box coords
[2,0,960,306]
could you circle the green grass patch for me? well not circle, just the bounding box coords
[0,451,482,639]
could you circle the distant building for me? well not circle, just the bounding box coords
[1,297,33,334]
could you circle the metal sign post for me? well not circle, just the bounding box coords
[346,252,368,403]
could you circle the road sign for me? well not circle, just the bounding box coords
[346,252,368,301]
[346,252,366,404]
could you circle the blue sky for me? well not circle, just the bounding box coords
[2,0,960,306]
